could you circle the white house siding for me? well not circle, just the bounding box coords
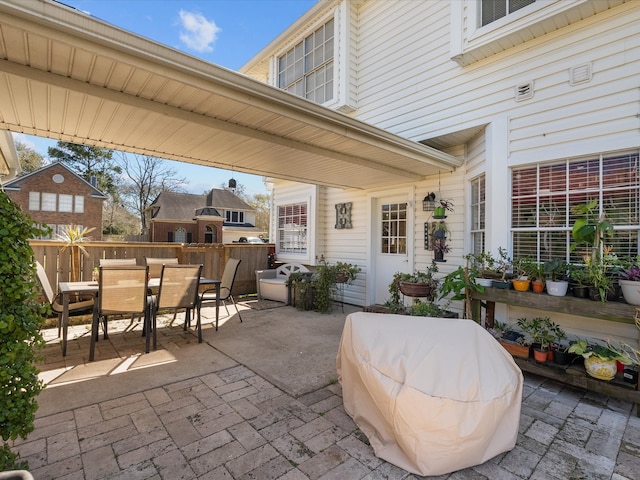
[263,0,640,342]
[318,186,368,305]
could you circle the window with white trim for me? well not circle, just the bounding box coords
[470,175,486,254]
[278,18,334,104]
[41,193,56,212]
[225,211,245,224]
[174,228,186,243]
[277,202,307,254]
[511,152,640,263]
[75,195,84,213]
[58,194,73,213]
[481,0,536,26]
[29,192,40,210]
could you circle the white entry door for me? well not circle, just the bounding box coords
[373,195,411,305]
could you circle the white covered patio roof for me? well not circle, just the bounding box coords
[0,0,461,190]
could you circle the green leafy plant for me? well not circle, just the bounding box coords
[568,338,633,364]
[571,199,614,263]
[386,262,440,312]
[544,258,568,281]
[517,316,565,351]
[0,191,50,470]
[439,254,485,319]
[286,260,360,313]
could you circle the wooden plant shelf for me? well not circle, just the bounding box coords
[512,356,640,415]
[470,288,638,326]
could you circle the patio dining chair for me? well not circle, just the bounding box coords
[90,265,152,362]
[35,261,95,337]
[145,257,179,279]
[152,264,203,345]
[198,258,243,331]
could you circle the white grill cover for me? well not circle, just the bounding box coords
[337,312,523,476]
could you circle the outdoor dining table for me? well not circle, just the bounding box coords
[58,277,221,356]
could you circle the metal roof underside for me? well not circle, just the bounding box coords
[0,0,461,190]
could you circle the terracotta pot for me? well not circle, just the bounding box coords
[532,280,545,293]
[533,348,548,363]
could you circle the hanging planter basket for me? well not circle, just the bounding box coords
[398,281,434,298]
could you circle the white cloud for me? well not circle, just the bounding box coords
[178,10,220,53]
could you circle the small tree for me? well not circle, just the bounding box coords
[0,191,49,470]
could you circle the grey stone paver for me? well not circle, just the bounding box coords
[16,312,640,479]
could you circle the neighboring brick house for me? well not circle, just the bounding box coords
[3,162,107,240]
[145,189,261,244]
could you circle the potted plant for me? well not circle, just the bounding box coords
[433,238,450,262]
[468,251,498,287]
[568,338,633,381]
[568,263,591,298]
[619,256,640,306]
[390,261,440,301]
[570,199,614,264]
[544,258,569,296]
[439,255,485,320]
[584,248,620,302]
[511,257,535,292]
[433,199,454,218]
[517,316,564,363]
[492,247,512,289]
[333,261,361,284]
[496,325,531,359]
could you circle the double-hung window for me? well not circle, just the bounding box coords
[511,152,640,263]
[470,175,486,254]
[278,18,334,104]
[277,203,307,255]
[480,0,536,26]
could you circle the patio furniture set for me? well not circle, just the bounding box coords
[36,257,243,361]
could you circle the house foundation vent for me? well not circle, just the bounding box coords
[514,81,534,102]
[570,63,592,86]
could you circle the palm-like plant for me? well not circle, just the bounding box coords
[57,225,96,282]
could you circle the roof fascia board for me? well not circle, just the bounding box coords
[0,0,461,172]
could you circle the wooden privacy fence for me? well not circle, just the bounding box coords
[30,241,272,296]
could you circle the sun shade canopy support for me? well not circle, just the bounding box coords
[0,0,462,190]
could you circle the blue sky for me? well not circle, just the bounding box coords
[15,0,317,196]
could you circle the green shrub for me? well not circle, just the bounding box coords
[0,191,49,470]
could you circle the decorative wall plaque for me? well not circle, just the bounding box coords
[335,202,352,229]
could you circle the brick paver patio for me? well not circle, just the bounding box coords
[11,306,640,479]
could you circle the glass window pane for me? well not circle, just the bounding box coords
[42,193,56,211]
[29,192,40,210]
[59,194,73,213]
[74,195,84,213]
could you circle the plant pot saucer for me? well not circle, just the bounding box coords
[432,215,447,219]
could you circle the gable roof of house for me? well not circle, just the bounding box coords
[148,189,253,221]
[0,0,462,191]
[3,161,107,198]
